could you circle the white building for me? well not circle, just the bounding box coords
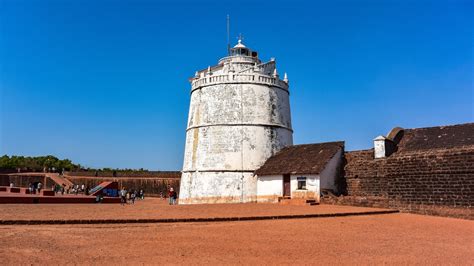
[255,142,345,203]
[179,39,293,204]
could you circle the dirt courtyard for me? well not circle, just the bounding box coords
[0,198,391,221]
[1,211,473,264]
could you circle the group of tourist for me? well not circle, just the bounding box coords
[26,182,42,194]
[119,188,145,205]
[11,181,178,206]
[49,183,90,195]
[158,187,179,205]
[51,184,66,195]
[69,184,89,195]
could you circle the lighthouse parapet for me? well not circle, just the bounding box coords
[191,71,289,92]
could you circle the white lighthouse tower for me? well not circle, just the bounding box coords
[180,38,293,204]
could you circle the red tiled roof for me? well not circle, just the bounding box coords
[255,141,344,176]
[397,123,474,152]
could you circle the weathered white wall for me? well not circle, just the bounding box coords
[187,84,292,129]
[256,175,282,203]
[180,51,293,204]
[374,136,386,158]
[180,172,256,204]
[183,126,292,171]
[290,174,320,202]
[319,149,343,192]
[256,174,320,203]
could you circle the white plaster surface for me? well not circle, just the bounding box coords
[374,136,386,158]
[180,172,256,204]
[256,174,320,203]
[256,175,283,203]
[183,126,292,171]
[291,174,320,202]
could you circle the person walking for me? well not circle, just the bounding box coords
[131,190,136,204]
[120,188,127,206]
[37,182,42,194]
[168,187,177,205]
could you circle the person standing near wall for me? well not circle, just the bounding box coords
[168,187,177,205]
[173,189,178,204]
[131,190,136,204]
[120,188,127,206]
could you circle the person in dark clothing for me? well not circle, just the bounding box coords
[168,187,177,205]
[131,190,136,204]
[120,188,127,206]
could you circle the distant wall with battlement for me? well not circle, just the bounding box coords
[0,174,56,189]
[64,171,180,178]
[0,171,182,197]
[65,173,181,197]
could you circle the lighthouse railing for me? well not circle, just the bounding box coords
[191,73,288,91]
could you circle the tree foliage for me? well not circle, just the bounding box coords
[0,155,156,173]
[0,155,81,172]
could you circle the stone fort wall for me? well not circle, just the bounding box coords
[0,175,56,188]
[327,146,474,219]
[65,172,181,197]
[1,172,181,197]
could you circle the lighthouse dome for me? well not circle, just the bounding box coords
[229,39,257,58]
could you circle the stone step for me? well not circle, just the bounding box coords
[277,196,291,202]
[278,198,319,206]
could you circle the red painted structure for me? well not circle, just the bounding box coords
[0,186,120,204]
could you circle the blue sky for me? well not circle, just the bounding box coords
[1,0,472,170]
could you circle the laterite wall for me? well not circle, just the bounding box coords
[0,175,55,188]
[65,174,181,197]
[340,146,474,219]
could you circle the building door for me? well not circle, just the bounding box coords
[283,174,291,197]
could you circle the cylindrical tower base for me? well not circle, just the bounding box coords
[179,171,256,204]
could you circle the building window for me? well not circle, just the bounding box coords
[297,176,307,190]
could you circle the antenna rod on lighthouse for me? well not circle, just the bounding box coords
[227,14,230,55]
